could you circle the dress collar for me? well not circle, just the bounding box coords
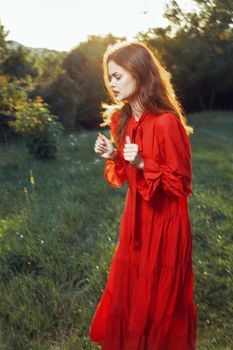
[131,109,150,125]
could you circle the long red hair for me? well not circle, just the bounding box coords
[100,41,194,145]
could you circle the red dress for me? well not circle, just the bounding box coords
[89,110,197,350]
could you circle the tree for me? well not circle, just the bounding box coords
[0,46,37,79]
[40,74,79,131]
[62,34,125,129]
[0,23,8,63]
[137,0,233,111]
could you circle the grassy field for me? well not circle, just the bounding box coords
[0,111,232,350]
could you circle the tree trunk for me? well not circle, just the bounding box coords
[208,89,215,110]
[196,88,207,111]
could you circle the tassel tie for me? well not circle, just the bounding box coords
[132,125,143,152]
[130,124,143,249]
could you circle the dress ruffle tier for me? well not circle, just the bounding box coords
[90,214,197,350]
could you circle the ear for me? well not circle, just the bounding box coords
[125,135,131,144]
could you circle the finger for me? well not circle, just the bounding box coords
[124,156,135,162]
[123,152,137,159]
[123,148,137,154]
[97,146,108,152]
[94,146,103,154]
[96,137,109,148]
[95,145,108,152]
[97,135,107,143]
[124,147,138,155]
[125,135,131,144]
[124,144,138,150]
[98,132,111,144]
[96,139,106,147]
[95,141,108,150]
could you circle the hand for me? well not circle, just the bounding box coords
[94,132,118,160]
[123,136,144,169]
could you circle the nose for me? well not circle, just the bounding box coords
[109,77,116,88]
[110,82,115,89]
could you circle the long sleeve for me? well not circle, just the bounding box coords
[104,151,127,188]
[136,113,192,201]
[104,113,127,188]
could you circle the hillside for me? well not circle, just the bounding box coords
[6,39,66,54]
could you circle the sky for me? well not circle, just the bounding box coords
[0,0,197,52]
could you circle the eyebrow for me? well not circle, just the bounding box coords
[108,72,122,78]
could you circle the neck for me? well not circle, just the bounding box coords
[130,99,144,121]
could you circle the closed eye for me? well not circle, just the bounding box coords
[109,73,122,80]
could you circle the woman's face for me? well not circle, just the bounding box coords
[108,60,137,102]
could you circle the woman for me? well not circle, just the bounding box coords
[90,41,197,350]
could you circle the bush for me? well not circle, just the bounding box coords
[0,113,19,143]
[12,96,64,159]
[0,76,63,158]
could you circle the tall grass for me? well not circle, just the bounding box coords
[0,111,232,349]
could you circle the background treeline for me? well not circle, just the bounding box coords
[1,0,232,137]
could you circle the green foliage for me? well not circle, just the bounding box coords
[61,34,125,129]
[0,75,63,159]
[28,49,66,86]
[39,73,80,131]
[0,46,37,79]
[0,75,30,115]
[137,0,233,111]
[0,33,133,134]
[0,23,8,62]
[27,34,125,132]
[13,96,64,159]
[0,75,30,143]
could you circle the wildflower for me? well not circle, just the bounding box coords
[29,169,35,187]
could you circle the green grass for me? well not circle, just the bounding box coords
[187,111,233,349]
[0,111,232,349]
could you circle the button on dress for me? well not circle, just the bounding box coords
[89,110,197,350]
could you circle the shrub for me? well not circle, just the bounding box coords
[12,96,64,159]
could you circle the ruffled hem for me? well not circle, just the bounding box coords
[91,303,197,350]
[89,254,197,350]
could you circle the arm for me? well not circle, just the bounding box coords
[136,113,192,201]
[104,114,127,188]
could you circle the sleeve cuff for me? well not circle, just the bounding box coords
[104,151,127,188]
[136,158,189,201]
